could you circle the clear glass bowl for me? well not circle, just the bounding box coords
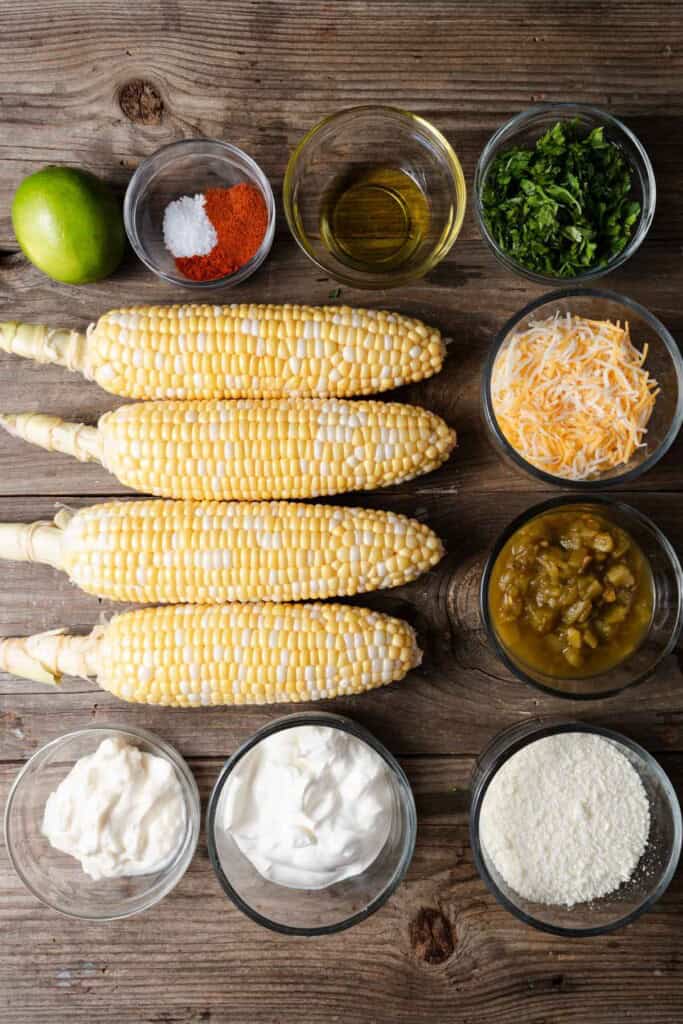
[124,138,276,289]
[283,105,466,289]
[470,719,682,936]
[480,496,683,699]
[474,103,655,285]
[482,288,683,488]
[4,725,200,920]
[206,711,417,935]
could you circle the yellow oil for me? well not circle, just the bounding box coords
[320,165,430,273]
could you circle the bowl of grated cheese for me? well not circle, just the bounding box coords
[482,289,683,488]
[470,720,682,936]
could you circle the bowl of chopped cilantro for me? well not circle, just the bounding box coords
[475,104,655,284]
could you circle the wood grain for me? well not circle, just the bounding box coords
[0,491,682,765]
[2,245,683,497]
[1,1,683,251]
[2,2,683,1022]
[1,755,682,1024]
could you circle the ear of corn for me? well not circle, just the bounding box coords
[0,603,421,706]
[0,304,445,400]
[0,399,456,500]
[0,499,444,603]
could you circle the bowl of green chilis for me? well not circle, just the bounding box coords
[474,104,655,285]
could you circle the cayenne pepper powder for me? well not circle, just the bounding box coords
[175,183,268,281]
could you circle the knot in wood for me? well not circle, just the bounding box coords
[409,907,455,965]
[118,80,164,125]
[446,553,485,634]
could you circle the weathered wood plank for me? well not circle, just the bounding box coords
[0,490,681,761]
[1,755,682,1024]
[1,0,683,249]
[1,242,683,498]
[2,1,683,1021]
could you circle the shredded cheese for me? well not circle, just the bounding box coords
[491,312,659,481]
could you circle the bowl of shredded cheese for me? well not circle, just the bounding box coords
[482,289,683,487]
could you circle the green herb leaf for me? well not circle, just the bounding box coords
[481,117,641,277]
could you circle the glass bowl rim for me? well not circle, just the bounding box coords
[481,286,683,488]
[3,723,201,921]
[282,103,467,288]
[123,136,276,289]
[479,494,683,700]
[469,718,683,937]
[474,102,656,286]
[206,710,417,936]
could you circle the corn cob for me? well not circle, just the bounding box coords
[0,603,421,706]
[0,499,444,603]
[0,304,445,400]
[0,399,456,500]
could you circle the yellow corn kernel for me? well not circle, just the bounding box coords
[0,304,445,400]
[99,399,456,499]
[0,603,422,706]
[0,499,442,603]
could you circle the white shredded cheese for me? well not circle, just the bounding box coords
[162,193,217,258]
[491,312,659,481]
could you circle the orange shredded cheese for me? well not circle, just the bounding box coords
[491,313,659,480]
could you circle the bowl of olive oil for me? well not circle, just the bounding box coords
[284,106,466,289]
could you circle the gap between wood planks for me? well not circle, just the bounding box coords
[2,487,683,500]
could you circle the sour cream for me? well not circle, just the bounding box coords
[42,736,186,881]
[222,725,394,890]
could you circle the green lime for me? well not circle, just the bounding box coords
[11,166,125,284]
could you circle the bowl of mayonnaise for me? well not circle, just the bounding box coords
[206,712,417,935]
[4,725,200,919]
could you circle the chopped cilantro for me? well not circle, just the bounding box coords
[481,119,641,277]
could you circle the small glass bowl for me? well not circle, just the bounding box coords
[124,138,276,289]
[480,496,683,699]
[283,105,466,289]
[482,288,683,488]
[4,725,200,920]
[207,711,417,935]
[470,719,682,936]
[474,103,655,285]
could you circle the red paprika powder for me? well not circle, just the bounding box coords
[176,183,268,281]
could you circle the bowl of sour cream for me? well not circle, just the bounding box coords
[206,713,417,934]
[4,725,200,920]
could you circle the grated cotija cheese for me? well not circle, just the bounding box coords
[491,312,659,481]
[480,732,650,907]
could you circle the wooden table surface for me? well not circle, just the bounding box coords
[2,2,683,1022]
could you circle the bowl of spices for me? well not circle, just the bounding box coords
[470,720,682,936]
[482,289,683,487]
[124,138,275,288]
[480,496,683,699]
[283,105,466,289]
[4,725,200,919]
[475,104,655,284]
[206,712,417,935]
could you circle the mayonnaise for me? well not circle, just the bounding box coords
[222,724,394,889]
[42,736,186,881]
